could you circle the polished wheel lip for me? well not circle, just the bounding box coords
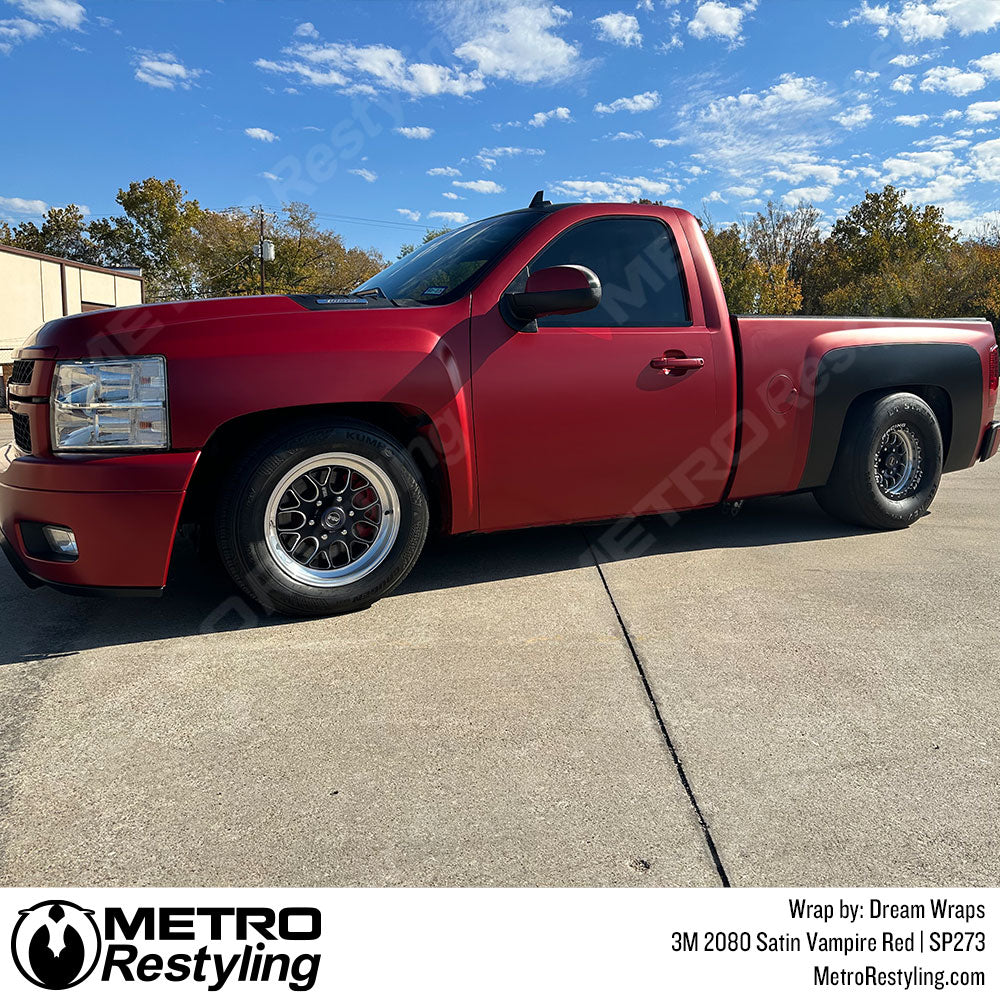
[874,423,923,499]
[264,452,400,588]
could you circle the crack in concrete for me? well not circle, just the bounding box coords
[584,532,732,888]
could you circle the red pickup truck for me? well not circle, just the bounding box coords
[3,197,998,616]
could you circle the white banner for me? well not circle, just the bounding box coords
[1,887,995,997]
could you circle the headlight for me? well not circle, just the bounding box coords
[51,357,169,451]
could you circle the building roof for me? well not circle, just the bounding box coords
[0,243,142,279]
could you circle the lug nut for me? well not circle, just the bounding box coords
[341,529,347,535]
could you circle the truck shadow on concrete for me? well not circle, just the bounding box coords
[0,491,868,661]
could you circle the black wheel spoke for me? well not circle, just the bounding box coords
[265,455,398,586]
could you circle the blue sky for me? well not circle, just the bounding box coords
[1,0,1000,258]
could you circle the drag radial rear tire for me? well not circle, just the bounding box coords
[215,419,429,617]
[813,392,943,530]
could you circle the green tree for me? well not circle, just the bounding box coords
[2,204,100,263]
[802,185,958,316]
[193,202,386,298]
[397,226,451,259]
[88,178,204,301]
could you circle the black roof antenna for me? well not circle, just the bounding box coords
[529,190,551,208]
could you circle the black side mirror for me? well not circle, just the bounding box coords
[502,265,601,329]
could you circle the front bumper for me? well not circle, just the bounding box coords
[0,444,199,592]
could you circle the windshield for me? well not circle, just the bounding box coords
[354,212,541,304]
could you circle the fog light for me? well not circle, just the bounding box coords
[41,525,78,558]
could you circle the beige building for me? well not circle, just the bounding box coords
[0,244,144,367]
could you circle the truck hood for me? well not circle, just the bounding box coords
[24,293,416,358]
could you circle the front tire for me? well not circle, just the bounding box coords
[813,392,943,530]
[215,419,429,616]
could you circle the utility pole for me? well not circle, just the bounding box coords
[252,206,276,296]
[256,205,266,295]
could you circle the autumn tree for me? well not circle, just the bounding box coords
[745,200,822,283]
[802,186,959,317]
[702,219,802,314]
[194,202,386,297]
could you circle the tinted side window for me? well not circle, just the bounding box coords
[530,217,690,328]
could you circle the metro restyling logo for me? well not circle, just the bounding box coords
[11,903,321,991]
[12,900,102,989]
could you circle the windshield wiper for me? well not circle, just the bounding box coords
[352,287,399,305]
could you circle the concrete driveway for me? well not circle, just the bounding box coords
[0,430,996,887]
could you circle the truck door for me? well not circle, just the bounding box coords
[471,213,732,532]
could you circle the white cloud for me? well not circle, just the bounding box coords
[593,11,642,46]
[966,99,1000,122]
[594,89,660,114]
[889,53,922,67]
[245,127,278,142]
[726,184,757,198]
[937,0,1000,34]
[650,137,682,147]
[551,175,673,201]
[428,210,469,225]
[832,104,874,128]
[396,208,421,221]
[134,51,204,90]
[255,0,585,97]
[970,137,1000,181]
[441,191,463,200]
[9,0,85,29]
[853,69,880,82]
[257,42,484,96]
[453,179,505,193]
[921,64,987,96]
[349,168,377,182]
[0,195,48,215]
[293,22,319,38]
[895,113,930,125]
[971,51,1000,77]
[784,185,833,203]
[528,106,571,127]
[451,1,582,84]
[882,149,957,179]
[682,74,836,175]
[427,165,461,176]
[845,0,1000,41]
[260,171,280,181]
[890,74,915,92]
[476,145,543,169]
[606,130,644,140]
[395,126,434,139]
[688,1,756,43]
[0,17,43,53]
[766,160,842,185]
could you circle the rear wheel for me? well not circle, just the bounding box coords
[215,419,429,616]
[813,392,943,530]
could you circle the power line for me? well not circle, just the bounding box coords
[257,206,430,233]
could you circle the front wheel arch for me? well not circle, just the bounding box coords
[180,402,453,541]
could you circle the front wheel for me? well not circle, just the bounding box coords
[813,392,943,530]
[215,419,429,616]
